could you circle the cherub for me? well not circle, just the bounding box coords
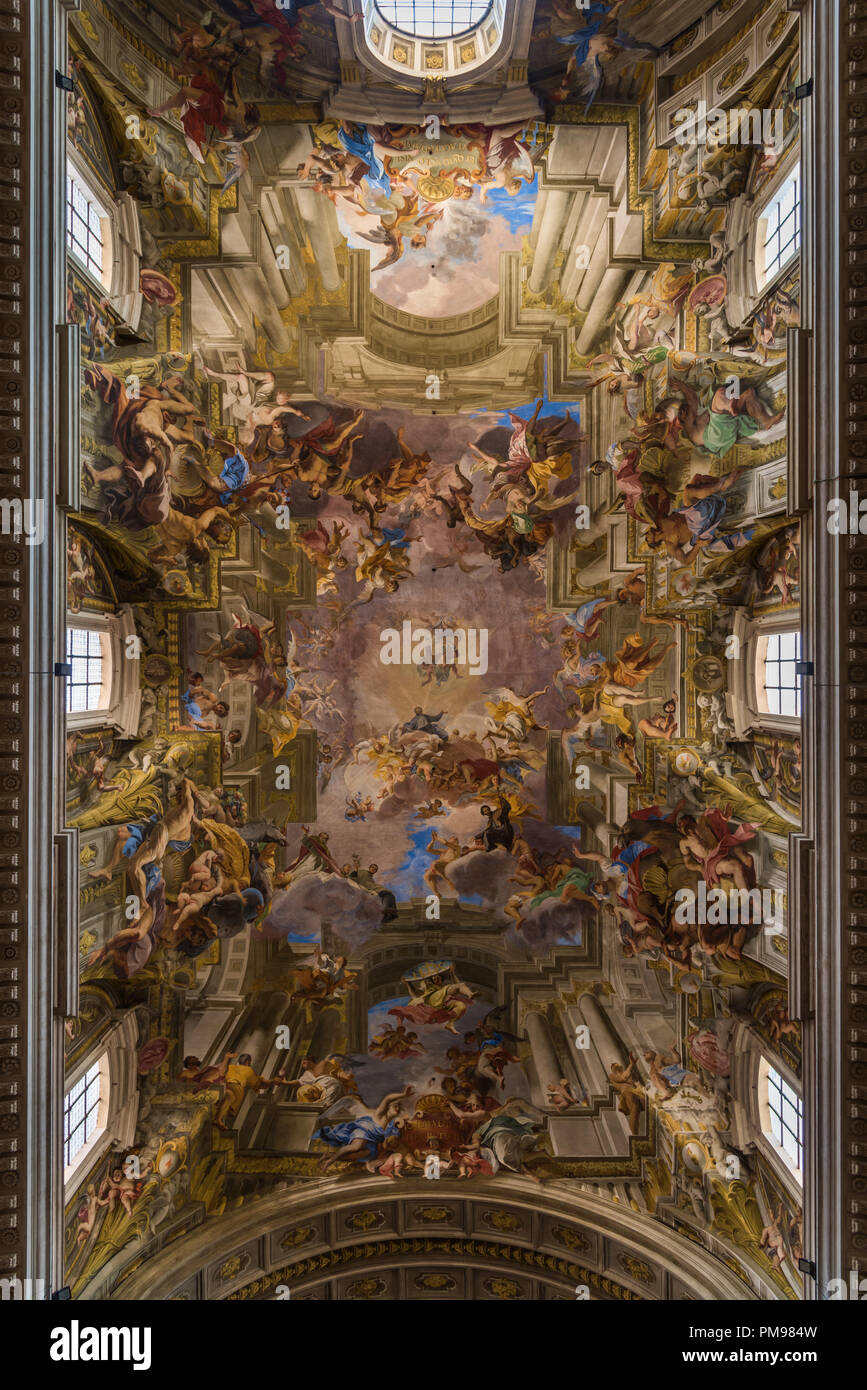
[369,1142,419,1179]
[766,1002,800,1043]
[82,737,124,794]
[359,192,445,270]
[690,228,732,278]
[67,533,96,610]
[296,675,345,723]
[75,1184,101,1246]
[546,1077,588,1111]
[675,165,741,214]
[759,1202,787,1267]
[98,1161,153,1217]
[167,865,225,940]
[176,849,222,906]
[344,792,374,823]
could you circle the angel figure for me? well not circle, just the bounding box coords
[759,1202,787,1267]
[314,1085,416,1172]
[675,164,742,213]
[148,64,259,167]
[216,125,261,192]
[553,1,657,113]
[359,191,445,270]
[473,121,538,201]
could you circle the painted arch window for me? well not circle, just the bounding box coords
[756,164,801,289]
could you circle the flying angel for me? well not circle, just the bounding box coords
[217,126,262,193]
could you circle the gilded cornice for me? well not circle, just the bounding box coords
[224,1238,644,1301]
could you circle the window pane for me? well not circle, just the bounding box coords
[779,689,798,717]
[64,1062,102,1166]
[766,1066,803,1170]
[758,166,801,285]
[377,0,491,38]
[66,626,106,714]
[65,172,106,277]
[762,630,801,718]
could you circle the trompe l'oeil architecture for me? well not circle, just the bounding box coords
[2,0,864,1306]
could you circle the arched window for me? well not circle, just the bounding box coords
[376,0,491,37]
[759,1056,803,1180]
[63,1053,109,1181]
[66,163,113,291]
[728,611,803,739]
[65,147,142,331]
[64,608,141,736]
[63,1013,142,1200]
[66,623,111,716]
[756,630,802,719]
[756,163,801,289]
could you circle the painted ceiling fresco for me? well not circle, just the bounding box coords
[63,0,806,1301]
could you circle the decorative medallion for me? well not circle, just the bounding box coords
[218,1253,251,1283]
[345,1209,386,1232]
[347,1277,388,1299]
[718,57,749,94]
[413,1206,452,1224]
[482,1209,521,1233]
[280,1226,316,1250]
[483,1277,522,1299]
[414,1272,456,1292]
[552,1224,591,1253]
[619,1254,654,1284]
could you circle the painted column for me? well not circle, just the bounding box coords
[578,993,629,1076]
[576,267,632,356]
[524,1008,564,1106]
[528,190,571,294]
[296,186,341,293]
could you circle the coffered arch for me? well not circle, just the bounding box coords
[106,1177,767,1302]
